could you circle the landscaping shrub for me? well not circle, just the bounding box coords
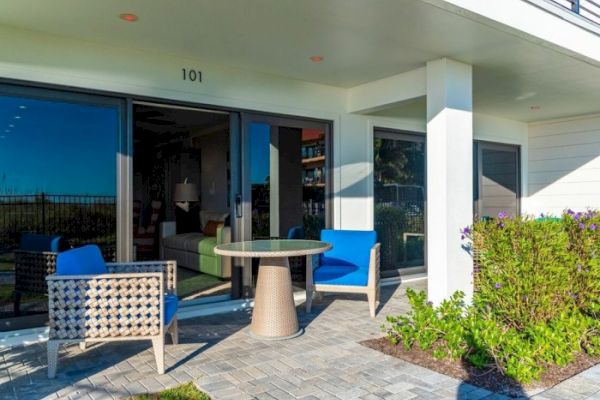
[384,210,600,383]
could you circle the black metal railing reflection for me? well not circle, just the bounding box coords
[0,194,116,254]
[374,200,425,271]
[552,0,600,24]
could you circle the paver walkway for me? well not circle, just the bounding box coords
[1,280,599,400]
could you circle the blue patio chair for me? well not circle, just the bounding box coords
[306,229,380,317]
[46,245,178,378]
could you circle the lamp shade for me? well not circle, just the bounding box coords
[173,182,199,202]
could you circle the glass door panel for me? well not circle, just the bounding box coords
[248,122,328,241]
[0,86,121,330]
[244,117,329,293]
[374,130,426,277]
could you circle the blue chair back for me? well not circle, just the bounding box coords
[320,229,377,269]
[20,233,68,253]
[287,225,305,240]
[57,245,108,275]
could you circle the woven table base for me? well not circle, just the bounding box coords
[251,257,301,340]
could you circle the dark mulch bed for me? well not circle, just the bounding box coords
[362,337,600,398]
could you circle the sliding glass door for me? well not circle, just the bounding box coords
[373,129,426,277]
[0,84,124,330]
[241,115,331,294]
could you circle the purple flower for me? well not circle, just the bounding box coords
[498,211,508,219]
[460,226,471,240]
[586,210,597,218]
[539,213,545,218]
[579,223,586,229]
[497,222,505,229]
[426,301,433,306]
[494,283,502,289]
[567,209,575,216]
[575,212,583,221]
[590,224,597,231]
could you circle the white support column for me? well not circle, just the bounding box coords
[426,58,473,305]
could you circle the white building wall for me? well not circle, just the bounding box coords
[527,114,600,216]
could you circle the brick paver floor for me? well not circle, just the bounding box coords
[1,279,599,400]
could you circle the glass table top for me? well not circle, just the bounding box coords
[214,239,331,258]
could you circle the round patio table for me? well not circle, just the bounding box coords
[214,239,331,340]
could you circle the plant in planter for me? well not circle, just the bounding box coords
[383,210,600,383]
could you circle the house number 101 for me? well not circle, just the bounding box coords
[182,68,202,82]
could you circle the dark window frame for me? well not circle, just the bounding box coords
[473,140,522,220]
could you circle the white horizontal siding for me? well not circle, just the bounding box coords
[527,114,600,216]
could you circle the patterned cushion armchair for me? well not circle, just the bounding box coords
[46,245,178,378]
[306,229,380,317]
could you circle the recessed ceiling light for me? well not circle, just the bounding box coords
[4,130,9,133]
[0,136,5,139]
[119,13,138,22]
[18,105,26,109]
[14,116,21,119]
[8,124,14,128]
[530,105,541,110]
[309,55,324,62]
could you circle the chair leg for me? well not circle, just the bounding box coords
[169,318,179,345]
[306,288,313,313]
[47,341,59,379]
[367,290,376,318]
[305,255,313,313]
[152,337,165,374]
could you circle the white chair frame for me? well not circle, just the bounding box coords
[305,243,381,317]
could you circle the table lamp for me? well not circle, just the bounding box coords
[173,178,199,212]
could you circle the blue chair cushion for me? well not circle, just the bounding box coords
[164,293,178,325]
[314,265,368,286]
[56,245,108,275]
[20,233,68,252]
[320,229,377,269]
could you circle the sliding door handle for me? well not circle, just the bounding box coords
[235,194,242,218]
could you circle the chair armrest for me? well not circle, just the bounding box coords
[368,243,381,289]
[106,261,177,295]
[46,272,164,340]
[14,250,58,293]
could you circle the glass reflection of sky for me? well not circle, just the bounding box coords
[250,122,270,184]
[0,95,117,196]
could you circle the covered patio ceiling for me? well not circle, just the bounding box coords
[1,0,600,121]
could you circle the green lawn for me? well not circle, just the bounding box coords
[127,383,209,400]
